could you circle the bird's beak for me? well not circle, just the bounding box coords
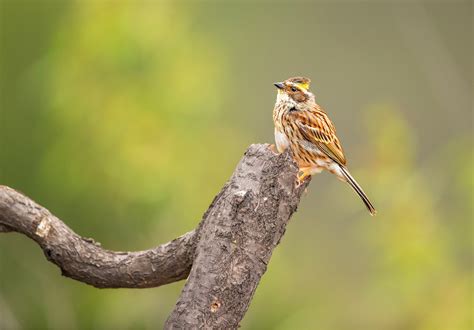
[273,82,285,89]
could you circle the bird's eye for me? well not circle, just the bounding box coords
[290,86,298,92]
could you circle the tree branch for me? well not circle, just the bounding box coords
[0,143,309,326]
[0,185,197,288]
[164,144,310,328]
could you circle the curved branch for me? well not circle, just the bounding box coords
[0,185,197,288]
[1,143,310,327]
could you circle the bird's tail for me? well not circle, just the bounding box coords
[339,166,377,216]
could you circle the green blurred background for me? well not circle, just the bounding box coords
[0,1,472,329]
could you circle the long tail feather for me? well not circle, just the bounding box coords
[339,166,377,216]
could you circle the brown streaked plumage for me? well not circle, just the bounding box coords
[272,76,376,216]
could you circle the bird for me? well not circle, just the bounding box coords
[272,76,376,216]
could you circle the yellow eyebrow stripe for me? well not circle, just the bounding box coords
[295,82,310,90]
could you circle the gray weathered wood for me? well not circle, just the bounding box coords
[0,144,309,326]
[165,144,309,328]
[0,185,197,288]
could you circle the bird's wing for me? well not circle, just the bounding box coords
[292,110,347,166]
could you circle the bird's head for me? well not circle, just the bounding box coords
[273,77,315,110]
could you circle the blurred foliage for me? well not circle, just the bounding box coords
[0,1,472,329]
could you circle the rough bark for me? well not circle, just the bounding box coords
[0,186,197,288]
[0,143,309,327]
[164,144,309,328]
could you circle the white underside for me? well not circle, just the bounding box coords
[274,129,289,153]
[274,127,345,180]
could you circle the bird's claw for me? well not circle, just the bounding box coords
[295,170,311,188]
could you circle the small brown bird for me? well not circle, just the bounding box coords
[272,77,376,215]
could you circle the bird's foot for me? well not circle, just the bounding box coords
[296,169,312,188]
